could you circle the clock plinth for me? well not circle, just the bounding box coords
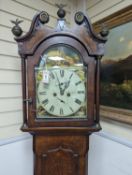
[11,8,108,175]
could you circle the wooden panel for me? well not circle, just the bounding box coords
[0,98,22,112]
[87,0,103,10]
[0,123,23,139]
[0,10,31,32]
[0,110,22,127]
[34,135,88,175]
[42,0,71,13]
[0,26,15,42]
[0,0,24,139]
[0,41,18,57]
[86,0,132,22]
[87,0,123,16]
[12,0,71,21]
[0,0,71,140]
[0,0,38,20]
[0,0,63,28]
[42,149,79,175]
[0,55,21,70]
[0,70,21,83]
[0,84,22,98]
[0,10,55,34]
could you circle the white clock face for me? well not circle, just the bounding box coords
[38,69,85,117]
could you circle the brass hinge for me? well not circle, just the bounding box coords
[23,98,33,104]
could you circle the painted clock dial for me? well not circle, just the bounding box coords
[35,45,87,119]
[38,69,85,117]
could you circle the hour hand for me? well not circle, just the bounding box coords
[55,72,60,84]
[55,73,63,95]
[56,97,65,103]
[55,73,61,88]
[62,73,73,92]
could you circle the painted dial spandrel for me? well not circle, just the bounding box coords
[35,45,87,119]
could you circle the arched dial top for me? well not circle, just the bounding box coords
[35,45,87,119]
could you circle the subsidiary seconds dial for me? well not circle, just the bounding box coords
[38,69,85,117]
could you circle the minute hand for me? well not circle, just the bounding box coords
[62,73,73,93]
[55,73,64,95]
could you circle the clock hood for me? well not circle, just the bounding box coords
[11,7,108,58]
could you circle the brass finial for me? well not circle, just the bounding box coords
[100,23,109,37]
[11,19,23,37]
[55,4,67,18]
[74,12,85,25]
[39,11,49,24]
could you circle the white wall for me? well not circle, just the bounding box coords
[86,0,132,23]
[0,0,71,140]
[0,135,33,175]
[89,133,132,175]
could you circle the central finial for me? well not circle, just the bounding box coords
[56,4,67,18]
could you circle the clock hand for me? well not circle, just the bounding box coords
[61,73,73,94]
[55,72,63,95]
[56,96,65,103]
[56,96,74,113]
[55,72,60,84]
[65,72,73,88]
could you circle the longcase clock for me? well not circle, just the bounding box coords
[11,6,108,175]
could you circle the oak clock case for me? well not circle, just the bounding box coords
[11,7,108,175]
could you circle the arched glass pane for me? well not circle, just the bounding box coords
[35,45,87,119]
